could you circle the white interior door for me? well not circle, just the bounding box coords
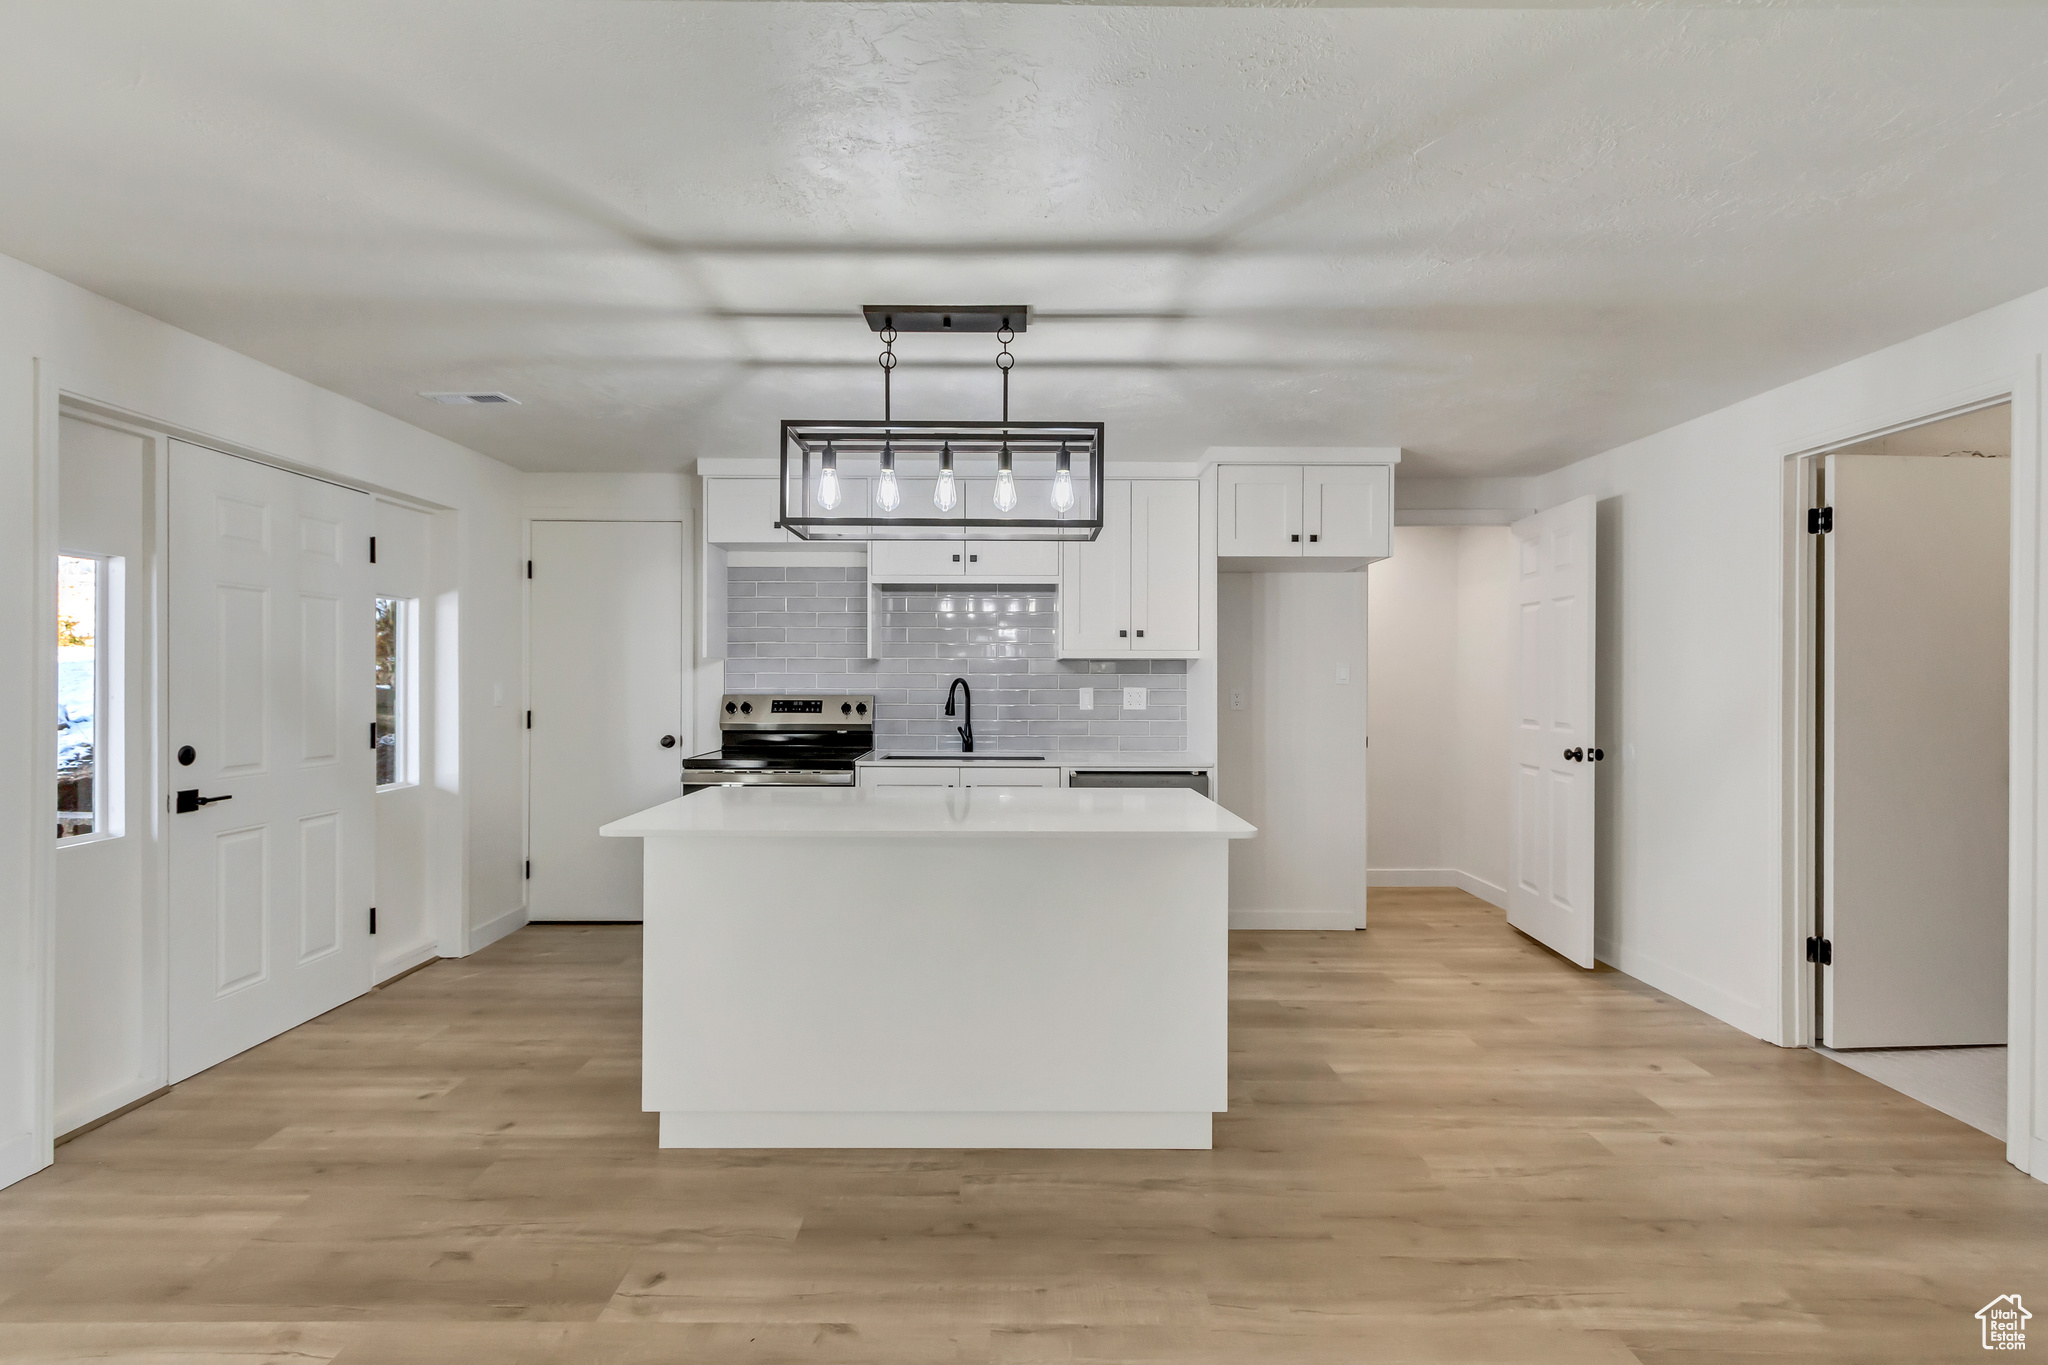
[167,441,375,1082]
[528,520,685,921]
[1822,454,2008,1048]
[1508,496,1598,968]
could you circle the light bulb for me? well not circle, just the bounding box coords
[816,444,841,511]
[993,445,1018,513]
[1050,442,1076,515]
[934,443,959,512]
[875,444,900,512]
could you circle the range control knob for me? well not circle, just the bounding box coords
[841,702,853,715]
[724,701,737,714]
[856,702,868,714]
[739,701,753,715]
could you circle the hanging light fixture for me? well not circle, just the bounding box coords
[779,305,1102,542]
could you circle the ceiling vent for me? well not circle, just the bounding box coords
[419,391,520,405]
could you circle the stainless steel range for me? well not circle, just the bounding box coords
[681,694,874,793]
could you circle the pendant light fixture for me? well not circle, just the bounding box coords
[779,305,1102,542]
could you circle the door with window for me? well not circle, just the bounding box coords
[167,441,376,1082]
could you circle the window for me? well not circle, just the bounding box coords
[374,597,414,788]
[57,555,103,839]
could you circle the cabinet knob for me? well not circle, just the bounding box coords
[969,554,979,563]
[1135,629,1145,638]
[660,735,676,748]
[1309,534,1319,542]
[1291,534,1300,542]
[952,554,960,562]
[1118,630,1127,638]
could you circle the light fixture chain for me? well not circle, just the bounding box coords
[995,326,1014,424]
[879,327,896,422]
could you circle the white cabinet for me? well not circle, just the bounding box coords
[1061,479,1201,657]
[1218,464,1391,563]
[870,540,969,580]
[866,478,1059,583]
[959,766,1061,789]
[860,764,957,788]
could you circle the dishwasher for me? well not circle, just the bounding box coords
[1068,769,1211,798]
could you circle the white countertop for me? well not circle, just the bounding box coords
[601,785,1257,839]
[861,751,1215,769]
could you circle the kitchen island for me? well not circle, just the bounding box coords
[599,784,1256,1149]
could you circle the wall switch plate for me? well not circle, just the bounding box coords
[1123,686,1147,711]
[1078,687,1093,711]
[1230,688,1245,711]
[1337,663,1351,684]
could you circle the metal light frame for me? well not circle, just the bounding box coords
[779,419,1105,541]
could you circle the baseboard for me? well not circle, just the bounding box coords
[374,940,440,984]
[53,1074,166,1142]
[466,905,527,955]
[1596,937,1773,1041]
[659,1110,1213,1150]
[57,1084,171,1147]
[1367,868,1510,910]
[0,1129,46,1192]
[1229,909,1359,930]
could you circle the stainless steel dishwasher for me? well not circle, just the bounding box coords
[1068,769,1211,798]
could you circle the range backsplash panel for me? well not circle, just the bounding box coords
[721,566,1186,752]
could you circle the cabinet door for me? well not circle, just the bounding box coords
[962,478,1060,579]
[959,766,1061,788]
[870,539,966,581]
[1130,480,1200,653]
[1061,480,1132,655]
[1304,465,1391,558]
[860,764,959,787]
[705,478,789,545]
[1218,466,1303,556]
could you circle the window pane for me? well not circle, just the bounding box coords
[374,597,402,787]
[58,556,98,838]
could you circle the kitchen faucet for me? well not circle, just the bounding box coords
[943,677,974,753]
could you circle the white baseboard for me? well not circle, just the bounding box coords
[1229,909,1360,930]
[1595,937,1773,1041]
[374,939,441,984]
[0,1129,46,1192]
[54,1074,164,1140]
[466,905,527,956]
[1368,868,1510,910]
[660,1110,1212,1150]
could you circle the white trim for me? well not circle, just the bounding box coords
[25,359,61,1186]
[53,1072,162,1140]
[1367,868,1509,910]
[658,1110,1213,1150]
[1598,937,1776,1041]
[374,939,440,985]
[1229,909,1357,930]
[0,1131,41,1190]
[466,904,527,955]
[1393,508,1531,527]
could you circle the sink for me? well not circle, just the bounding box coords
[880,753,1046,761]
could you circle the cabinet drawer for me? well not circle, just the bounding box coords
[958,766,1060,788]
[860,765,957,787]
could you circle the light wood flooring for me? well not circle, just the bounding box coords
[1,888,2042,1363]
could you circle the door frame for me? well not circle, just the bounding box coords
[1778,372,2037,1175]
[20,364,455,1177]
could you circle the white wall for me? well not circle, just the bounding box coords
[1216,571,1369,929]
[1,248,527,1189]
[1516,282,2048,1178]
[1364,526,1513,908]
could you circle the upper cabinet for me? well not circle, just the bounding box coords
[868,479,1059,582]
[1061,479,1201,657]
[1218,464,1391,564]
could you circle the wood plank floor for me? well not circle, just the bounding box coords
[1,888,2041,1363]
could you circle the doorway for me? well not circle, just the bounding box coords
[1800,402,2012,1139]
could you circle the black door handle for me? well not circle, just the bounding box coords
[1589,748,1605,761]
[175,789,233,814]
[660,735,676,748]
[1562,747,1583,762]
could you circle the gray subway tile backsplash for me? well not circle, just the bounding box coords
[722,572,1187,752]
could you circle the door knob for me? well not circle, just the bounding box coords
[660,735,677,748]
[1563,747,1583,762]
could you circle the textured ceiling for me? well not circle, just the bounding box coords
[3,2,2046,476]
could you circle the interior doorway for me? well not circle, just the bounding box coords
[1799,401,2012,1140]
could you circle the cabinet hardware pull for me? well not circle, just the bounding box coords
[952,554,960,562]
[1309,534,1319,542]
[1119,630,1127,637]
[1290,534,1299,542]
[1136,629,1145,637]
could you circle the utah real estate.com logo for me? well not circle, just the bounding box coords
[1979,1295,2030,1351]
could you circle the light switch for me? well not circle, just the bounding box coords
[1230,688,1245,711]
[1337,663,1350,684]
[1123,686,1147,711]
[1078,687,1093,711]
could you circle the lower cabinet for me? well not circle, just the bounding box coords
[858,764,1061,788]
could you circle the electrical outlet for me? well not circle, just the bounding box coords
[1337,663,1351,684]
[1230,688,1245,711]
[1078,687,1093,711]
[1123,686,1147,711]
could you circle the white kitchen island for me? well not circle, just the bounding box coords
[599,784,1256,1150]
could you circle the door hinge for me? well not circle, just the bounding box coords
[369,906,378,935]
[527,559,533,579]
[524,859,531,879]
[1807,506,1833,534]
[370,720,378,750]
[526,710,532,730]
[1805,935,1832,965]
[369,535,377,564]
